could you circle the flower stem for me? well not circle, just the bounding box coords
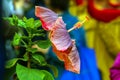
[27,53,31,68]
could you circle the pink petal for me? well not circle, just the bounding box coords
[50,17,80,73]
[35,6,58,30]
[50,17,72,51]
[64,40,80,74]
[52,43,72,61]
[52,40,80,73]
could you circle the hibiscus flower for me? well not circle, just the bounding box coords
[35,6,89,74]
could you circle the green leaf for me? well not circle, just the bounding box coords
[23,53,29,60]
[3,17,15,26]
[32,54,47,66]
[12,15,18,20]
[12,15,19,25]
[23,17,27,22]
[5,58,19,68]
[18,20,26,28]
[26,18,34,28]
[3,15,18,26]
[27,48,38,54]
[12,33,21,46]
[34,20,41,28]
[5,58,27,68]
[16,64,46,80]
[46,64,58,78]
[36,39,51,49]
[40,70,54,80]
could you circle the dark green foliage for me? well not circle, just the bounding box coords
[4,15,58,80]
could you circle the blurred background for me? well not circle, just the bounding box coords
[1,0,120,80]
